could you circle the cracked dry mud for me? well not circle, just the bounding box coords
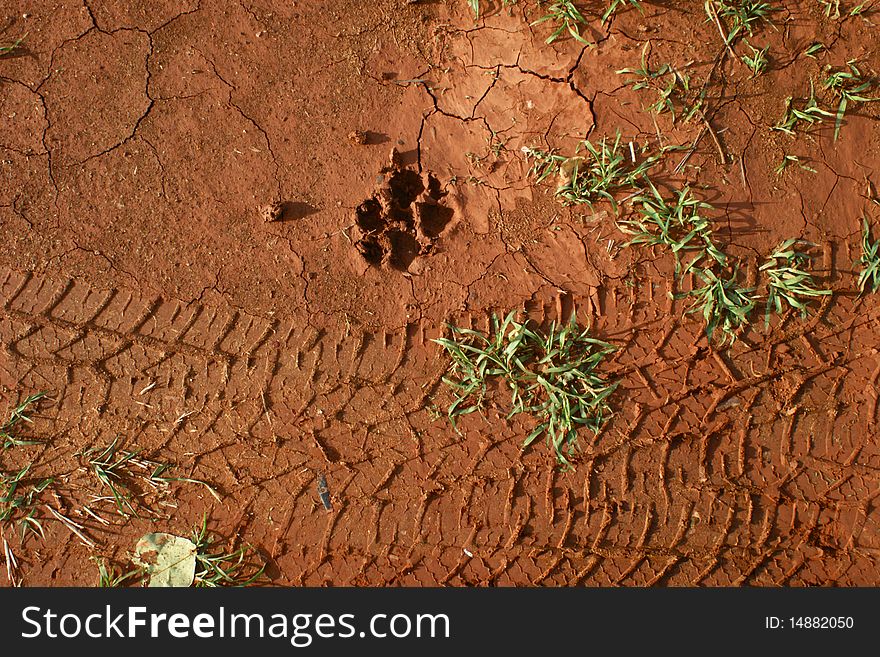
[1,1,880,586]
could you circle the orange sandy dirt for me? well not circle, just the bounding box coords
[1,0,879,586]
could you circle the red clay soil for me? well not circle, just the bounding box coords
[1,0,879,586]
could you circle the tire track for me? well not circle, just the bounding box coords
[1,267,879,585]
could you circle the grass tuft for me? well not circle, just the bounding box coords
[858,217,880,296]
[818,0,842,17]
[818,0,875,18]
[94,557,142,587]
[81,437,142,517]
[603,0,643,22]
[0,35,26,57]
[0,465,52,537]
[1,393,47,448]
[741,40,769,77]
[774,154,817,176]
[849,1,874,16]
[804,42,826,58]
[822,60,879,141]
[617,180,727,274]
[531,1,592,44]
[523,132,659,212]
[0,393,52,539]
[81,436,220,518]
[772,80,836,135]
[708,1,775,43]
[469,0,518,19]
[759,239,832,324]
[191,515,266,587]
[676,268,756,345]
[434,311,617,466]
[616,44,704,121]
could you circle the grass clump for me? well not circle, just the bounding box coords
[822,60,879,141]
[1,392,46,448]
[603,0,643,22]
[708,1,774,43]
[617,46,704,121]
[741,40,769,77]
[191,515,265,587]
[804,42,826,58]
[774,154,816,176]
[818,0,842,17]
[848,1,874,16]
[80,436,219,519]
[1,393,52,539]
[81,437,143,517]
[772,81,836,135]
[759,239,831,324]
[96,516,265,587]
[817,1,875,18]
[467,0,518,20]
[523,132,659,212]
[617,181,727,274]
[0,35,26,56]
[1,466,52,537]
[434,311,617,466]
[858,217,880,295]
[94,557,141,587]
[676,268,756,345]
[772,63,878,140]
[531,1,591,44]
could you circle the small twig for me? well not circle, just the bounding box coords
[866,175,879,205]
[261,390,278,445]
[82,505,112,526]
[174,410,197,425]
[674,126,708,173]
[3,536,19,587]
[393,78,430,87]
[650,111,664,146]
[698,110,729,164]
[156,476,222,503]
[706,1,738,60]
[618,190,642,206]
[45,505,96,548]
[695,47,728,107]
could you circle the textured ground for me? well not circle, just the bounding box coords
[1,0,879,586]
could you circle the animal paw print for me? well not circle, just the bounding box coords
[353,152,454,271]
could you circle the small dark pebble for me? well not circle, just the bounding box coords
[317,473,333,511]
